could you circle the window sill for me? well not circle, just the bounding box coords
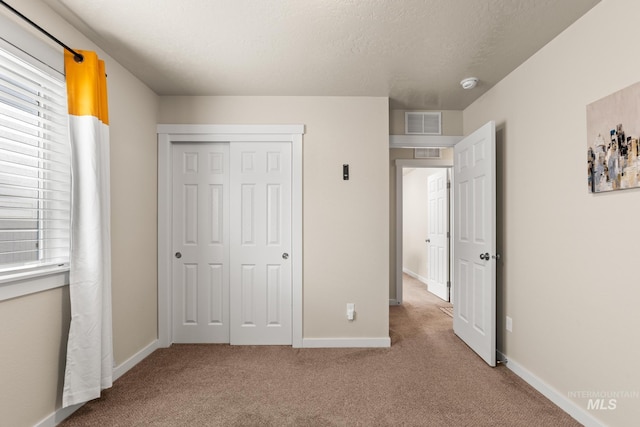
[0,266,70,302]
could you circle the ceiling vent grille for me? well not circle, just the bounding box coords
[415,148,441,159]
[405,112,441,135]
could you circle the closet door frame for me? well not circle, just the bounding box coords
[157,124,304,348]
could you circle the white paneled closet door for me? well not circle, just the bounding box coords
[229,142,292,345]
[453,121,496,366]
[172,143,230,343]
[427,169,449,301]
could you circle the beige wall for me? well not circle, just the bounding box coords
[463,0,640,424]
[159,96,390,339]
[107,55,159,365]
[0,287,70,427]
[0,2,159,426]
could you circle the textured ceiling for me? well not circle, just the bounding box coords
[39,0,600,110]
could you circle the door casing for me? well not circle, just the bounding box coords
[157,124,304,348]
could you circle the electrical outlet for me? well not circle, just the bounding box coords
[506,316,513,332]
[346,303,355,321]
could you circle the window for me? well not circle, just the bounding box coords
[0,38,71,277]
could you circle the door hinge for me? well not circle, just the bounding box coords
[447,281,451,289]
[447,181,451,189]
[446,231,450,238]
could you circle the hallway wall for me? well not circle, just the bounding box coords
[464,0,640,424]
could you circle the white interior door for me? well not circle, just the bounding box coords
[230,142,292,345]
[426,169,449,301]
[172,143,230,343]
[453,121,496,366]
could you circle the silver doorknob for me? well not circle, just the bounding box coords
[492,253,502,260]
[282,253,289,260]
[479,252,489,260]
[175,252,182,259]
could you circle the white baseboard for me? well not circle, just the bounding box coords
[303,337,391,348]
[497,351,604,427]
[113,339,159,381]
[427,281,448,301]
[35,339,159,427]
[402,268,428,285]
[34,402,83,427]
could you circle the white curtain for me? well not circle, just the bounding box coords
[62,50,113,408]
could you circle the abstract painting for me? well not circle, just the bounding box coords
[586,81,640,193]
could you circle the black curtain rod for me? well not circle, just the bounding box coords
[0,0,83,62]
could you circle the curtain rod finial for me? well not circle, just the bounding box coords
[73,53,84,63]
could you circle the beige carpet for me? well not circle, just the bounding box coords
[61,275,581,426]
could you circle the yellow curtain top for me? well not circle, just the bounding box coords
[64,49,109,125]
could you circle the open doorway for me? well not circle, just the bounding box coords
[399,165,452,305]
[402,167,451,302]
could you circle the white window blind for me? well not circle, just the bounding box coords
[0,41,71,274]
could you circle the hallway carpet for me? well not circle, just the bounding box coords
[61,275,581,426]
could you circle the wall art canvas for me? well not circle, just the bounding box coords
[587,81,640,193]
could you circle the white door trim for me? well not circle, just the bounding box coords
[157,124,304,348]
[394,158,453,304]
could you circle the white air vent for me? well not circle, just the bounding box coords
[414,148,441,159]
[405,112,441,135]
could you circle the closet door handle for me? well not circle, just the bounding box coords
[175,252,182,259]
[282,253,289,260]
